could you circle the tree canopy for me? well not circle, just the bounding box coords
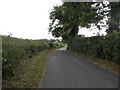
[49,2,119,40]
[106,2,120,34]
[49,2,105,40]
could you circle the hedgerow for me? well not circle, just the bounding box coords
[68,32,120,64]
[2,36,64,80]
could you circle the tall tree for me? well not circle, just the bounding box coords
[49,2,103,41]
[106,2,120,34]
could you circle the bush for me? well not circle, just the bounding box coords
[2,36,61,80]
[68,32,120,64]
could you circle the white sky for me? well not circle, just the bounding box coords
[0,0,107,39]
[0,0,63,39]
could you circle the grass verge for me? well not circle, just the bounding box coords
[3,49,54,88]
[67,50,119,75]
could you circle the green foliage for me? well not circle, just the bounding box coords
[2,36,64,80]
[49,2,103,40]
[68,32,120,64]
[107,2,120,34]
[48,42,54,48]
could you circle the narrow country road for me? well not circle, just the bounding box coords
[40,47,119,88]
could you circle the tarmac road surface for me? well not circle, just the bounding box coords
[40,47,119,88]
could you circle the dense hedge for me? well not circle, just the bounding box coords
[68,32,120,64]
[2,36,64,80]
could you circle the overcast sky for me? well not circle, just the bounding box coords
[0,0,107,39]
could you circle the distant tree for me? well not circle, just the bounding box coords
[49,39,56,42]
[7,33,12,37]
[41,39,49,42]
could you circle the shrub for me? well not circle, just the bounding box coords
[68,32,120,64]
[2,36,62,80]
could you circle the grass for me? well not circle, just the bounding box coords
[67,50,120,75]
[3,49,54,88]
[2,35,65,80]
